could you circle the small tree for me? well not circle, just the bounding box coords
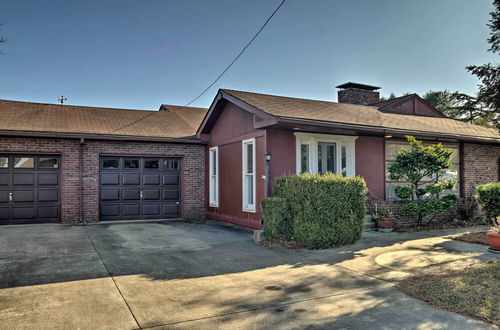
[388,136,458,226]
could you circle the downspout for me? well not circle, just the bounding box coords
[78,138,86,224]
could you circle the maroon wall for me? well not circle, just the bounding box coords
[381,97,443,117]
[206,102,265,229]
[266,129,296,191]
[355,136,385,200]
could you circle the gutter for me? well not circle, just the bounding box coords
[78,138,86,225]
[0,130,205,144]
[277,117,500,144]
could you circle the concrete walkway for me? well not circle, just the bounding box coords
[0,221,497,329]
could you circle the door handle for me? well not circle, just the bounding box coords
[140,191,144,199]
[9,192,12,202]
[176,202,179,205]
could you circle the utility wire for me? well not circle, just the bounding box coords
[110,0,286,134]
[183,0,286,107]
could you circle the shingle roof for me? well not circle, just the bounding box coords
[369,94,413,109]
[0,99,207,141]
[222,89,500,141]
[159,104,207,130]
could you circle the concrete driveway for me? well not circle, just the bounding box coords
[0,220,496,330]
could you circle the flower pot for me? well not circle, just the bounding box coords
[487,232,500,253]
[375,217,396,232]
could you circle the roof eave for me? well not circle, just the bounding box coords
[0,130,204,144]
[277,117,500,144]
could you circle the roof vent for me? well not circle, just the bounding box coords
[336,82,381,105]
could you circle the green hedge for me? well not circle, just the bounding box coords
[266,173,368,249]
[476,182,500,225]
[261,197,291,240]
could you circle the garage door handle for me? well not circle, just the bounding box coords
[9,192,12,202]
[140,191,144,199]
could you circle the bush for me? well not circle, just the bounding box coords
[476,182,500,226]
[272,173,368,249]
[262,197,291,240]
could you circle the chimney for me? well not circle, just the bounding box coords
[336,82,380,105]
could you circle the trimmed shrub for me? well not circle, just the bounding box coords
[262,197,291,240]
[273,173,368,249]
[476,182,500,226]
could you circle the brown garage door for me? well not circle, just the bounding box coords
[100,157,181,221]
[0,154,60,225]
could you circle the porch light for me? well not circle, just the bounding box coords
[385,135,393,139]
[265,152,272,162]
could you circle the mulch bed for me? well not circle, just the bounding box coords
[397,261,500,326]
[449,231,489,246]
[395,222,484,233]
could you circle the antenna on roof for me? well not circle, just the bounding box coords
[58,96,67,105]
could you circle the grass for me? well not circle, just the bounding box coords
[449,231,489,246]
[397,261,500,326]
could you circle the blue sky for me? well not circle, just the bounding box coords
[0,0,496,110]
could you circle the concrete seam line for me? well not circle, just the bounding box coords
[138,284,393,329]
[82,227,142,330]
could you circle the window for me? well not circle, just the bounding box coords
[144,160,159,169]
[294,133,357,176]
[14,157,34,168]
[38,157,59,169]
[385,141,460,200]
[102,159,119,169]
[0,157,8,168]
[209,147,219,207]
[164,159,179,170]
[123,159,139,169]
[242,138,256,212]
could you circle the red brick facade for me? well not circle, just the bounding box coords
[0,136,205,223]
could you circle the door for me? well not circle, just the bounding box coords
[99,157,181,220]
[0,154,60,224]
[318,143,337,174]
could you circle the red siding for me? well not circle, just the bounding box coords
[382,97,444,118]
[266,129,296,191]
[206,102,265,228]
[355,136,385,200]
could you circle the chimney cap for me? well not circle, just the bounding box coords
[336,82,381,91]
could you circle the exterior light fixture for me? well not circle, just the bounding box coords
[265,152,272,162]
[385,135,393,139]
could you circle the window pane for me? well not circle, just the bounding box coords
[103,159,119,169]
[164,159,178,170]
[124,159,139,169]
[246,144,253,174]
[144,160,159,169]
[326,144,336,173]
[211,151,217,176]
[300,144,309,173]
[0,157,8,168]
[246,175,253,205]
[14,157,34,168]
[39,157,58,169]
[341,146,347,176]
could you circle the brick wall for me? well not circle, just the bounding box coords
[0,136,205,223]
[369,142,500,228]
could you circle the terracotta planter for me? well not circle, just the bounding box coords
[487,232,500,252]
[375,217,396,232]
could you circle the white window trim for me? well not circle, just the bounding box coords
[242,138,256,213]
[294,132,358,176]
[209,146,219,207]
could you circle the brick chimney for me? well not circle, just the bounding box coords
[336,82,380,105]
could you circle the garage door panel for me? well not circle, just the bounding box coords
[101,190,119,201]
[12,207,36,219]
[38,173,59,185]
[38,206,59,218]
[143,174,160,185]
[143,190,160,200]
[163,203,179,215]
[13,190,35,202]
[123,173,140,185]
[123,204,140,216]
[38,189,58,202]
[0,207,9,219]
[101,204,120,216]
[0,174,9,185]
[163,189,179,200]
[13,173,34,185]
[163,174,179,185]
[122,190,140,200]
[143,204,161,216]
[101,173,120,185]
[0,191,9,203]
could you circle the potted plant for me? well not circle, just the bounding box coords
[475,182,500,253]
[372,204,396,232]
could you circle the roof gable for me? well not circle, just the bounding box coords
[372,94,446,118]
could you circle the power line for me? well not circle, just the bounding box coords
[111,0,286,134]
[183,0,286,107]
